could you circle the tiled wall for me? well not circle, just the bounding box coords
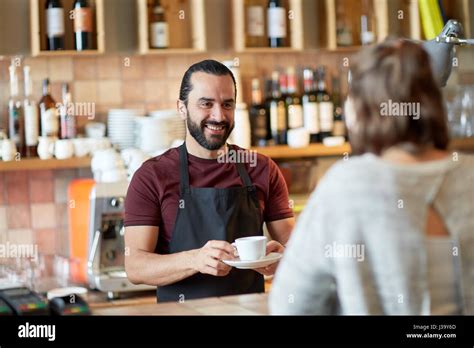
[0,168,92,258]
[0,52,355,133]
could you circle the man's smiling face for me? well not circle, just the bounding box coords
[184,72,236,150]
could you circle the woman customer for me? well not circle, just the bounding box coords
[269,39,473,315]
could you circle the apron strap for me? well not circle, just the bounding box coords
[178,143,190,193]
[236,161,253,188]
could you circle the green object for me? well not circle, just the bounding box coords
[419,0,444,40]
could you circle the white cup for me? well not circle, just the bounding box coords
[234,236,267,261]
[287,128,310,148]
[85,122,106,139]
[87,137,111,154]
[91,149,125,173]
[54,139,74,160]
[1,139,17,161]
[72,138,90,157]
[37,136,56,160]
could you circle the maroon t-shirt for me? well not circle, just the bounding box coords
[124,145,294,253]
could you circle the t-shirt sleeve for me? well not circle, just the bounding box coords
[124,162,161,227]
[264,158,294,222]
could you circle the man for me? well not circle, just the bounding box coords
[124,60,295,302]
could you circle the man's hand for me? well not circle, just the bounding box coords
[254,240,285,276]
[192,240,234,277]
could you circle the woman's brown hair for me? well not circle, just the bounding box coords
[348,38,449,155]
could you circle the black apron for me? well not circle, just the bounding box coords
[156,143,265,302]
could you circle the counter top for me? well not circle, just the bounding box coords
[92,292,269,315]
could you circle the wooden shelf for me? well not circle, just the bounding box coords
[0,156,92,172]
[1,139,472,171]
[251,142,352,159]
[30,0,105,57]
[252,138,474,159]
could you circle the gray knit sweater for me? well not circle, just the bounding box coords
[269,153,474,315]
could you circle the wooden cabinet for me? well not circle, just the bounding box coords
[0,0,471,56]
[30,0,105,56]
[137,0,206,54]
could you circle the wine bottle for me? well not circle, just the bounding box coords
[332,77,347,139]
[267,71,287,144]
[60,83,76,139]
[315,67,334,140]
[246,1,266,47]
[285,67,304,131]
[302,68,320,143]
[73,0,93,51]
[23,66,40,157]
[8,64,26,157]
[45,0,65,50]
[360,0,376,45]
[149,0,169,49]
[249,78,268,147]
[267,0,287,48]
[39,79,59,138]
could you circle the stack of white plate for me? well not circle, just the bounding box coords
[108,109,144,150]
[135,110,186,154]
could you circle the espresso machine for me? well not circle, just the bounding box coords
[87,181,154,299]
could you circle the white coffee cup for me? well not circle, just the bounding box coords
[91,148,125,173]
[72,138,90,157]
[87,137,111,154]
[1,139,17,161]
[234,236,267,261]
[287,128,310,148]
[37,136,56,160]
[55,139,74,160]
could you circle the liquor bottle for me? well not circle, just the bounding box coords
[360,0,376,45]
[39,79,59,138]
[246,1,266,47]
[267,71,287,144]
[285,67,304,131]
[302,68,320,143]
[249,78,268,147]
[45,0,65,50]
[267,0,287,48]
[59,83,76,139]
[336,0,353,47]
[315,67,334,140]
[23,66,40,157]
[149,0,169,49]
[8,64,26,157]
[332,77,347,139]
[73,0,93,51]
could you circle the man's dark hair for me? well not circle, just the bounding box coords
[179,59,237,106]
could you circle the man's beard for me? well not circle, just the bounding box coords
[186,111,234,150]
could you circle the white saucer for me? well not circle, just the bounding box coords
[222,252,283,269]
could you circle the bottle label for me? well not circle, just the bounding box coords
[303,102,320,134]
[42,108,59,137]
[247,6,264,37]
[288,104,304,129]
[46,8,65,37]
[74,8,93,33]
[24,104,39,146]
[333,120,346,137]
[150,22,169,48]
[319,102,334,132]
[270,103,286,132]
[267,7,286,39]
